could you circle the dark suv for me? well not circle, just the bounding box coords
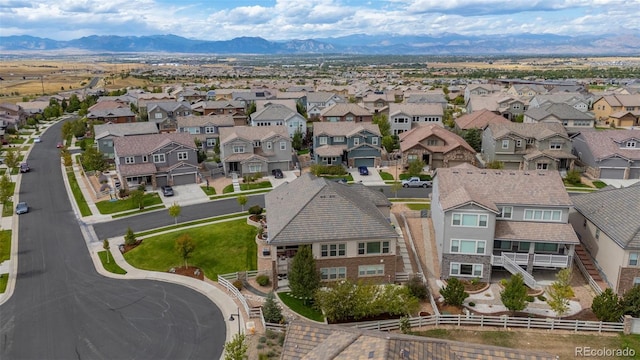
[19,162,30,173]
[272,169,284,179]
[161,185,174,197]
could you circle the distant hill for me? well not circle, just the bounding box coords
[1,33,639,55]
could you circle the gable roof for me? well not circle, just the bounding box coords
[576,129,640,161]
[487,122,569,141]
[94,122,159,140]
[306,91,342,104]
[281,321,556,360]
[250,103,299,122]
[388,103,443,117]
[436,166,572,211]
[525,103,593,121]
[146,100,190,112]
[113,132,197,157]
[176,114,235,128]
[313,122,381,137]
[265,173,395,245]
[320,103,371,117]
[572,186,640,249]
[398,124,475,154]
[454,109,510,130]
[219,125,289,144]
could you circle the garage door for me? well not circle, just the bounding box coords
[354,158,375,167]
[156,176,168,188]
[600,168,625,179]
[172,173,195,186]
[629,168,640,180]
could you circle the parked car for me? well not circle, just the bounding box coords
[271,168,284,179]
[34,137,41,143]
[161,185,174,197]
[16,202,29,215]
[19,162,30,173]
[358,166,369,175]
[402,176,432,188]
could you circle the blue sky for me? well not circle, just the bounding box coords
[1,0,638,41]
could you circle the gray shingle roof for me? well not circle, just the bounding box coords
[388,103,443,117]
[571,186,640,249]
[176,114,234,128]
[313,122,381,137]
[525,103,593,121]
[219,125,289,144]
[576,129,640,161]
[94,122,159,140]
[487,122,568,141]
[113,132,197,157]
[265,173,396,245]
[250,103,297,121]
[320,103,371,117]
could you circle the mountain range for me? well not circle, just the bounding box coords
[1,33,639,55]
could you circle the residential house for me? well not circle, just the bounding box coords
[398,124,476,170]
[360,91,397,115]
[388,103,443,135]
[219,125,292,176]
[523,102,595,134]
[313,122,382,168]
[466,94,526,121]
[572,129,640,179]
[606,111,640,128]
[570,185,640,295]
[250,103,307,138]
[320,103,372,123]
[232,89,276,104]
[176,88,207,104]
[256,99,298,112]
[463,83,503,103]
[94,122,159,159]
[305,92,345,118]
[15,100,49,117]
[87,100,136,123]
[432,165,579,285]
[0,103,26,130]
[263,173,398,283]
[593,94,640,122]
[135,92,175,109]
[113,132,200,190]
[146,101,192,132]
[506,83,548,99]
[528,92,591,113]
[281,321,556,360]
[481,122,575,171]
[453,109,510,132]
[197,100,247,125]
[405,92,449,109]
[176,114,235,151]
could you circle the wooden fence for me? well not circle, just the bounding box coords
[343,314,625,333]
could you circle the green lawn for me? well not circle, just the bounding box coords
[563,180,590,188]
[2,201,13,217]
[124,218,258,280]
[320,174,354,182]
[379,171,395,180]
[277,292,325,322]
[67,171,92,216]
[0,274,7,293]
[211,189,272,200]
[136,213,247,237]
[297,149,310,155]
[98,251,127,274]
[96,193,163,214]
[200,185,216,196]
[592,180,608,189]
[405,203,431,211]
[0,230,11,262]
[223,181,272,194]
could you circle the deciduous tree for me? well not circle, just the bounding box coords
[175,233,196,268]
[168,202,181,225]
[124,227,136,246]
[236,195,247,211]
[223,333,247,360]
[103,239,111,264]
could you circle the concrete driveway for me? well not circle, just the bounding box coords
[349,166,386,186]
[269,170,298,188]
[158,183,209,206]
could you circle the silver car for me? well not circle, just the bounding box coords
[16,202,29,215]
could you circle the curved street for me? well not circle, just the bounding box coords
[0,120,225,360]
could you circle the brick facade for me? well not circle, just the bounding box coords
[441,254,492,282]
[617,267,640,295]
[316,254,397,283]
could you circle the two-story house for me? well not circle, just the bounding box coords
[524,103,595,135]
[94,122,159,160]
[453,109,510,132]
[360,91,397,115]
[432,165,579,286]
[305,92,345,118]
[593,94,640,122]
[528,93,591,113]
[250,103,307,138]
[570,185,640,295]
[313,122,382,168]
[572,129,640,179]
[263,173,398,283]
[481,122,575,171]
[388,103,443,135]
[319,103,373,123]
[113,132,200,190]
[219,125,292,177]
[146,101,192,132]
[398,124,476,170]
[463,83,504,104]
[176,114,235,152]
[194,100,247,126]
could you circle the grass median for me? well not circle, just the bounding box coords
[67,170,92,216]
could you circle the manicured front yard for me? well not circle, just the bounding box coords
[379,171,394,180]
[592,180,607,188]
[277,292,325,322]
[223,181,273,194]
[124,218,258,280]
[96,193,163,214]
[406,203,431,211]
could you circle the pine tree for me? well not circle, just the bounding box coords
[440,277,468,306]
[591,288,622,322]
[500,273,528,313]
[262,292,284,324]
[288,245,321,300]
[124,227,136,246]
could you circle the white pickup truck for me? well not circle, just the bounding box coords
[401,176,432,188]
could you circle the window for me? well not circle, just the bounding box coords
[359,264,384,277]
[630,253,639,266]
[106,140,113,148]
[320,243,346,257]
[253,141,261,147]
[524,209,562,222]
[233,145,245,153]
[536,163,549,170]
[550,143,562,150]
[346,115,354,122]
[450,263,483,277]
[205,126,215,134]
[142,155,148,163]
[185,127,200,134]
[452,213,488,227]
[519,242,559,253]
[494,240,512,250]
[266,141,272,149]
[372,137,379,145]
[516,140,523,147]
[427,139,437,146]
[595,229,600,240]
[626,141,637,148]
[248,164,262,173]
[321,267,346,280]
[634,277,640,285]
[206,138,216,147]
[583,219,587,228]
[177,152,188,161]
[333,136,345,143]
[280,141,286,150]
[124,156,135,164]
[527,138,535,145]
[358,241,390,255]
[319,136,327,145]
[407,154,418,162]
[154,112,162,119]
[497,206,513,219]
[502,139,509,149]
[353,138,360,146]
[152,154,166,163]
[450,240,486,255]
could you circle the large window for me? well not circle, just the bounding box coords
[320,243,346,257]
[494,240,512,250]
[248,164,262,173]
[319,136,327,145]
[630,253,638,266]
[358,241,390,255]
[524,209,562,222]
[536,163,549,170]
[450,263,483,277]
[177,152,188,161]
[232,145,245,153]
[205,126,215,134]
[452,213,488,227]
[152,154,166,163]
[124,156,135,164]
[321,267,346,280]
[550,143,563,150]
[358,264,384,277]
[519,242,558,253]
[497,206,512,219]
[333,136,345,143]
[450,239,486,255]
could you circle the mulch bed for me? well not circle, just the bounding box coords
[170,266,205,281]
[120,240,143,253]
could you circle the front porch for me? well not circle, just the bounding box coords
[490,252,571,268]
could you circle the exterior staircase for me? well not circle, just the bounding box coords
[501,255,540,289]
[574,244,609,293]
[231,172,241,192]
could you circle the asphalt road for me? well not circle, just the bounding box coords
[0,120,225,360]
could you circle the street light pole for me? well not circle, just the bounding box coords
[228,307,242,334]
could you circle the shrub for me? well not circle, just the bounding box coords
[440,277,469,307]
[124,227,136,246]
[309,164,347,176]
[470,277,480,286]
[526,296,535,302]
[406,275,429,300]
[565,169,582,185]
[262,292,283,324]
[256,274,270,286]
[592,288,622,322]
[249,205,264,218]
[537,295,547,302]
[233,280,243,290]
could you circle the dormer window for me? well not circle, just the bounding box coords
[253,141,261,147]
[550,143,562,150]
[626,141,637,148]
